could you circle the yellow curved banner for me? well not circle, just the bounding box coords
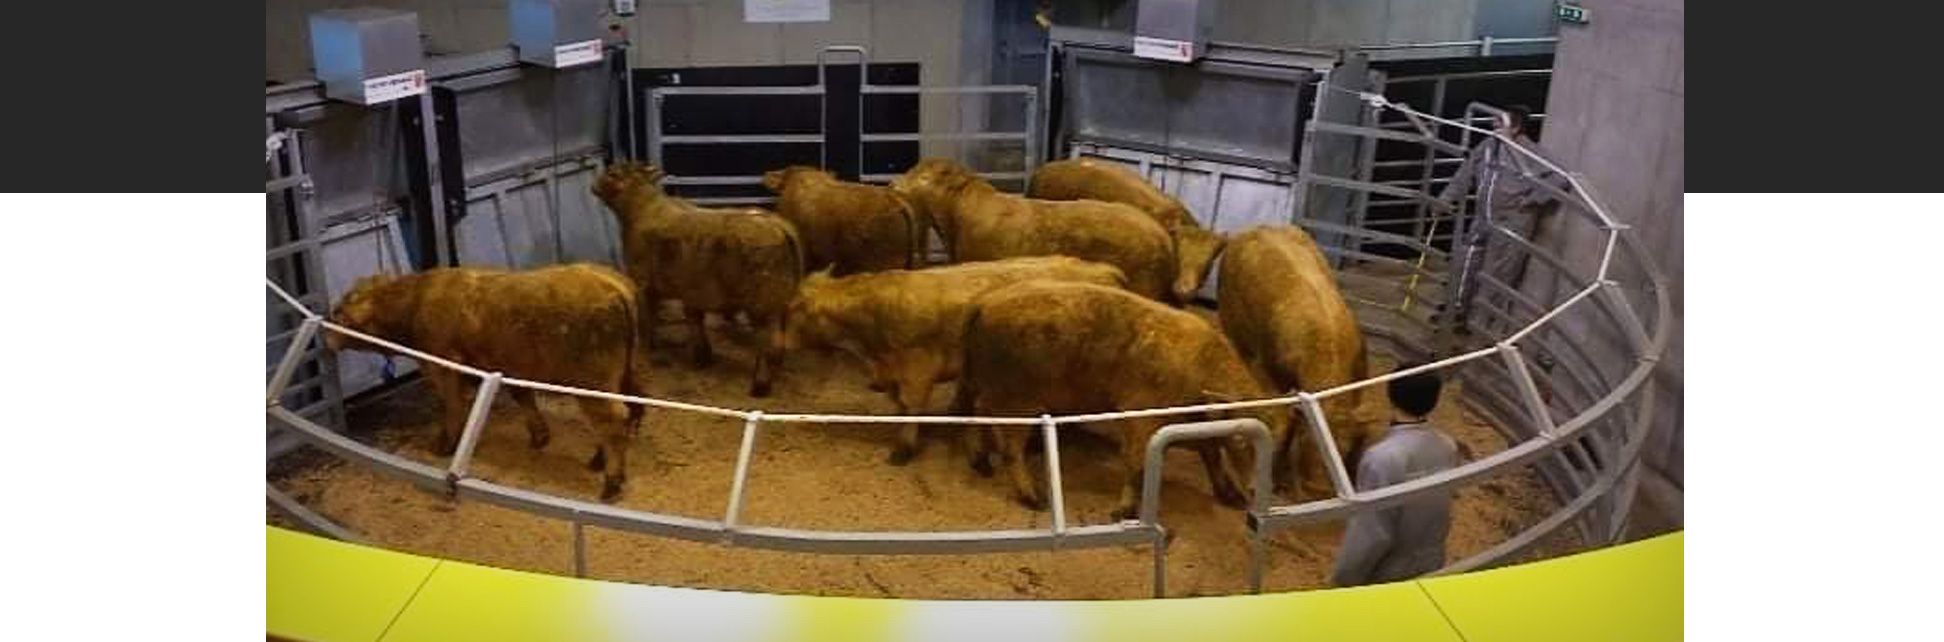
[268,526,1681,642]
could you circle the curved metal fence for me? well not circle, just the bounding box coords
[265,86,1669,598]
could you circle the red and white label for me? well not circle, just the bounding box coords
[554,39,605,68]
[361,69,427,104]
[1133,36,1196,63]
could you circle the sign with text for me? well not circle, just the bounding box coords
[744,0,829,23]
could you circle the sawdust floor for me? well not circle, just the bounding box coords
[270,307,1566,599]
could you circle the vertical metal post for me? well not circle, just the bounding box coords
[1023,89,1040,179]
[572,519,588,578]
[283,131,347,430]
[545,171,565,264]
[1413,78,1448,245]
[416,89,451,267]
[722,411,764,540]
[493,190,517,269]
[267,317,322,403]
[1152,527,1169,599]
[646,90,664,167]
[446,373,504,482]
[1296,393,1357,498]
[1040,415,1067,537]
[1498,343,1558,437]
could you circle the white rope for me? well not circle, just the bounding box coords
[262,88,1631,428]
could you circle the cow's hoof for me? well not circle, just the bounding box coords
[1113,505,1140,522]
[691,350,716,368]
[1214,486,1247,509]
[969,454,995,478]
[600,477,625,503]
[587,448,607,472]
[867,380,889,393]
[749,380,772,398]
[433,436,458,457]
[886,446,916,466]
[1014,492,1047,512]
[529,431,551,451]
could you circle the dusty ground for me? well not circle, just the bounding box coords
[270,306,1566,599]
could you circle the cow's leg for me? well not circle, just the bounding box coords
[948,380,994,476]
[686,307,715,368]
[1291,429,1333,502]
[965,428,996,477]
[747,312,785,398]
[886,377,934,465]
[1113,418,1165,521]
[508,387,551,451]
[422,367,470,457]
[1003,427,1045,511]
[1197,441,1249,510]
[574,396,632,502]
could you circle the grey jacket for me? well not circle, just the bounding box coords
[1329,422,1462,587]
[1438,133,1570,244]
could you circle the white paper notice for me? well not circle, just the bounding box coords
[362,69,427,104]
[744,0,829,23]
[1132,36,1196,63]
[554,39,605,68]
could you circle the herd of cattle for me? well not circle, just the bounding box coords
[326,157,1374,516]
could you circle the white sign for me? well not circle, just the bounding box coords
[361,69,427,104]
[1132,36,1196,63]
[554,39,605,68]
[744,0,829,23]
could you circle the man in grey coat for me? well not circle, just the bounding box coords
[1330,363,1462,587]
[1438,105,1570,339]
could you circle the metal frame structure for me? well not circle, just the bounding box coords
[265,89,1667,596]
[643,45,1040,206]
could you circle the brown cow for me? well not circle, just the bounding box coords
[1217,224,1373,500]
[593,162,804,397]
[889,158,1177,303]
[1027,158,1227,302]
[950,280,1291,519]
[783,256,1129,465]
[324,264,645,501]
[763,165,921,275]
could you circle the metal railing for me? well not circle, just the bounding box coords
[265,89,1667,597]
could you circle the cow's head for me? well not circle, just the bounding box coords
[890,158,981,239]
[780,267,844,353]
[762,165,826,193]
[592,162,667,213]
[1171,226,1226,304]
[325,273,407,355]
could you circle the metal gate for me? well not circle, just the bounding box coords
[643,45,1040,204]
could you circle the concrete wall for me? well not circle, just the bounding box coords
[1536,0,1683,525]
[268,0,1000,160]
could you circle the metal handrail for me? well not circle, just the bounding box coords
[265,89,1667,596]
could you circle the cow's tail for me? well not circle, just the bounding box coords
[590,268,648,434]
[889,191,922,269]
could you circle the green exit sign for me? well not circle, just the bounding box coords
[1557,3,1590,24]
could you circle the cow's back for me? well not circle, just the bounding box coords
[962,281,1236,413]
[408,265,637,390]
[638,206,802,315]
[778,175,913,274]
[1028,159,1193,229]
[955,194,1175,301]
[1219,226,1363,387]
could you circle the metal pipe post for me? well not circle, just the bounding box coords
[416,90,451,267]
[1040,415,1068,537]
[1296,394,1357,498]
[266,317,322,403]
[572,519,588,578]
[722,411,765,541]
[447,373,505,484]
[1497,343,1557,437]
